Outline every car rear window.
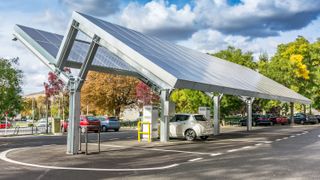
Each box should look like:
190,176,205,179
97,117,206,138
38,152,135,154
194,115,207,121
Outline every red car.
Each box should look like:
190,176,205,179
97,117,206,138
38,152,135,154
61,116,101,132
269,116,289,125
0,121,11,129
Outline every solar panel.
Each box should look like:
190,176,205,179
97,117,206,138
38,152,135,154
16,25,136,73
71,12,310,104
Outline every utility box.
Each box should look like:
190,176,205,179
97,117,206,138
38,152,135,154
52,118,61,134
142,105,159,140
199,107,211,122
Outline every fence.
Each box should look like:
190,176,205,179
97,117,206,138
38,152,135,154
0,126,52,136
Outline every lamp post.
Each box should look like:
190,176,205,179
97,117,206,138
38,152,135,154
5,111,8,135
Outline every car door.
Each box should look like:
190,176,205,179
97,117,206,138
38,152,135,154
176,115,190,137
169,116,178,137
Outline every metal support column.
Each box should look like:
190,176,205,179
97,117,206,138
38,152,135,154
239,96,254,131
213,94,223,135
160,89,170,142
67,76,81,154
303,104,306,114
290,102,294,126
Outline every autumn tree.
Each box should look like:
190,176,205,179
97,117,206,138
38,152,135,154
81,71,139,116
258,36,320,110
136,82,160,105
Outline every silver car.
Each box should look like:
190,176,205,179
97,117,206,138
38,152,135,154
98,116,121,132
169,114,212,141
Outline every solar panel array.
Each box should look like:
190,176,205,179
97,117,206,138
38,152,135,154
17,25,136,73
73,12,310,103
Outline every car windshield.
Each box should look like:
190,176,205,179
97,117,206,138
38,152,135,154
176,115,190,122
87,116,98,121
194,115,207,121
108,117,118,121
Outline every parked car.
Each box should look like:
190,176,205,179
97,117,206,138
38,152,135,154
294,113,318,124
97,116,120,132
268,115,289,125
239,114,265,126
0,121,11,129
61,116,101,133
169,114,212,141
315,115,320,123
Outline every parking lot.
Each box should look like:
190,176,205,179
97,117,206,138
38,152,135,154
1,125,320,179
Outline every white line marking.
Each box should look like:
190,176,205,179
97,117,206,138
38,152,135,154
0,148,179,171
109,138,119,140
263,141,273,144
210,153,222,156
282,137,288,140
290,135,295,138
241,146,253,150
100,144,213,155
188,158,203,162
318,135,320,138
275,139,282,141
255,143,263,146
296,134,301,136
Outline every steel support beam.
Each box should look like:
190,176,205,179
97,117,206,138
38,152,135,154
290,102,294,126
56,20,79,70
240,96,255,131
160,89,172,142
66,35,100,155
77,35,100,91
67,76,80,154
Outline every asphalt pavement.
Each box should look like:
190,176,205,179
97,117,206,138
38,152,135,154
0,125,319,180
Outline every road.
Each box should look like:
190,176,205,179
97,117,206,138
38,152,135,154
0,126,319,180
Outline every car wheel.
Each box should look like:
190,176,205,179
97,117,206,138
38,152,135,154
114,128,119,132
301,121,304,125
102,126,107,132
200,136,209,140
185,129,197,141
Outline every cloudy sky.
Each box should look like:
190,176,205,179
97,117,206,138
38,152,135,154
1,0,320,95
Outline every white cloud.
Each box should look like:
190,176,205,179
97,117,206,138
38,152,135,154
120,0,196,41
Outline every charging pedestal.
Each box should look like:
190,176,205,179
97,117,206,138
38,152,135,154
199,107,211,122
142,105,159,141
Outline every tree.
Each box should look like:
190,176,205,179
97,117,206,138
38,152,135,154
136,82,160,105
212,46,257,69
171,89,212,113
0,58,23,118
81,71,139,116
258,36,320,110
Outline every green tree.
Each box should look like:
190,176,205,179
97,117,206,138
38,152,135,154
0,58,23,118
171,89,212,113
258,36,320,110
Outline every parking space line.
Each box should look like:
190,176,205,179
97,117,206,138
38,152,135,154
290,135,295,138
188,158,203,162
282,137,288,140
255,143,263,146
318,135,320,138
210,153,223,156
109,138,119,140
275,139,282,141
100,144,214,155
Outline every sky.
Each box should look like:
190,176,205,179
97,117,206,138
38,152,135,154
0,0,320,95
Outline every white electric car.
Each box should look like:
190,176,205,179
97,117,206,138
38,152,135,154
169,114,212,141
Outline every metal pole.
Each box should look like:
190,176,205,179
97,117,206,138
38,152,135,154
98,128,100,153
160,89,170,142
67,76,80,155
5,113,8,135
32,97,35,122
213,96,220,135
46,97,49,134
86,104,89,115
303,104,306,114
78,127,81,152
85,127,88,155
309,104,312,115
290,102,294,125
247,99,253,131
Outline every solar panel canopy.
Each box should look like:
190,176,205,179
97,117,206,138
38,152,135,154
14,25,138,77
13,11,311,104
